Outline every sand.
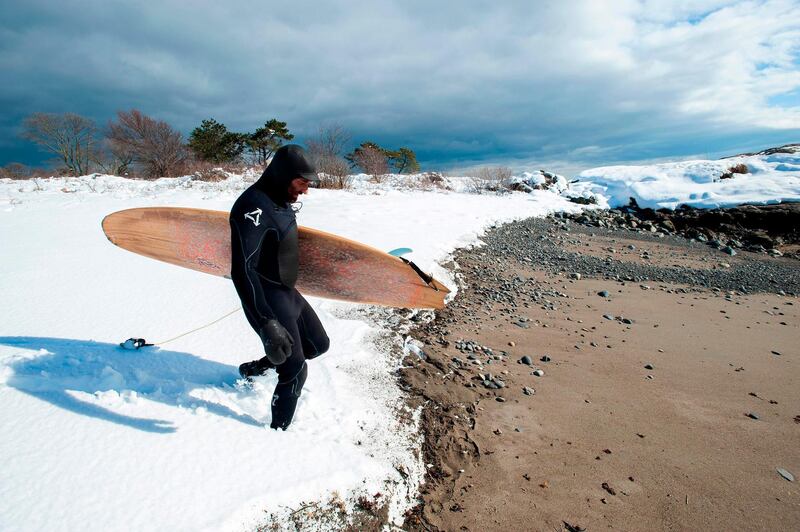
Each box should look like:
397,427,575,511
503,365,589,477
402,222,799,531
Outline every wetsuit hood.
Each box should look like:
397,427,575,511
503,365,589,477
254,144,318,206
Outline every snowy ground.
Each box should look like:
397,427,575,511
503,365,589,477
2,146,797,531
569,146,800,209
0,173,579,531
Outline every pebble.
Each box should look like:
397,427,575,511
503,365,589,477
777,468,795,482
644,363,654,370
746,412,760,420
523,386,535,396
603,314,614,320
569,272,582,280
621,317,634,325
598,290,610,297
496,397,506,402
533,369,544,377
520,355,533,365
540,355,551,362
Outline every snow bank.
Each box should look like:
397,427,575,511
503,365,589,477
568,147,800,210
0,173,578,531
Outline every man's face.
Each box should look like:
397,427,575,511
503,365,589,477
287,177,311,203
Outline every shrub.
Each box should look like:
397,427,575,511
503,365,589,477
720,163,749,180
0,163,51,180
469,166,513,193
315,155,353,189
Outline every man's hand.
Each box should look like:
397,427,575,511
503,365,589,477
259,319,294,365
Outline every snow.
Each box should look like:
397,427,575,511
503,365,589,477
568,148,800,210
0,172,579,531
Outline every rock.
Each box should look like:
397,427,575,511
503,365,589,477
777,468,795,482
520,355,533,365
533,369,544,377
523,386,535,395
746,412,760,420
621,318,634,324
540,355,551,362
508,341,515,347
603,314,614,320
601,482,616,496
644,363,654,370
722,246,737,256
496,396,506,402
598,290,610,297
569,272,582,280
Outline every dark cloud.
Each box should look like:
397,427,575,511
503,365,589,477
1,0,798,175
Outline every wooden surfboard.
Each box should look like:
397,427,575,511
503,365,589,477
101,207,450,309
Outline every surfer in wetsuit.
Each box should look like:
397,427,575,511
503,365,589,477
229,144,330,430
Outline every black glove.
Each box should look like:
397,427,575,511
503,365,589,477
259,319,294,365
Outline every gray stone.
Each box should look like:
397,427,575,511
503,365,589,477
520,355,533,365
777,468,795,482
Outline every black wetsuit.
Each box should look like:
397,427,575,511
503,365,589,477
229,151,329,430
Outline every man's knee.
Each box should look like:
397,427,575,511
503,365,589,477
302,332,329,360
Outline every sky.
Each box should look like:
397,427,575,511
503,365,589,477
0,0,798,176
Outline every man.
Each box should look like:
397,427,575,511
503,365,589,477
229,144,330,430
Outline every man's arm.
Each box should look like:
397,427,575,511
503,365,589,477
230,215,278,323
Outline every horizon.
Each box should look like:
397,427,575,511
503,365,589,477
1,1,799,176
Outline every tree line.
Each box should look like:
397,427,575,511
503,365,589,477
10,110,419,181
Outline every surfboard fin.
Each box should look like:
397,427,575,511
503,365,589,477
388,247,413,257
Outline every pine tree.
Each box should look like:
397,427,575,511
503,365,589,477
188,119,246,163
247,119,294,165
389,147,420,174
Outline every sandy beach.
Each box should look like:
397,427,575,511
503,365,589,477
402,216,799,531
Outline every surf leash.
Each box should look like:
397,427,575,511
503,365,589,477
119,307,242,350
388,247,439,291
399,257,439,291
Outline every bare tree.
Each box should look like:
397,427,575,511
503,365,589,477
306,123,351,161
107,109,186,178
21,112,97,176
306,123,353,187
353,144,389,181
91,137,135,176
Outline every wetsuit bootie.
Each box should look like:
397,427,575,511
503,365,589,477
238,356,275,379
